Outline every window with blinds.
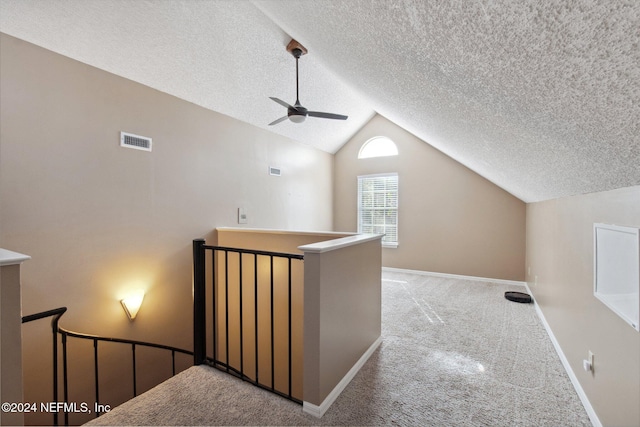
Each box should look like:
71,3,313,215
357,173,399,247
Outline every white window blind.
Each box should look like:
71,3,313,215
357,173,398,246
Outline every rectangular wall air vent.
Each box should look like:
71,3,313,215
120,132,152,152
269,166,282,176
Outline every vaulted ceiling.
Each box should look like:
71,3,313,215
1,0,638,202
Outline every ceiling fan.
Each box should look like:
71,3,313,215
269,39,348,126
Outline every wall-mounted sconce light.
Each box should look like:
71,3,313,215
121,294,144,320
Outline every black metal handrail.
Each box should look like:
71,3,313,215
193,239,304,404
22,307,67,426
22,308,193,426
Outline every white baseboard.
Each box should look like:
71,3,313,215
524,283,601,427
382,266,526,287
303,336,383,418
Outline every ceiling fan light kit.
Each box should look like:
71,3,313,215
269,39,348,126
289,114,306,123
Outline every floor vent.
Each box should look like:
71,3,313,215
120,132,152,152
269,166,282,176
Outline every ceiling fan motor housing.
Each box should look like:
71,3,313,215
288,104,307,122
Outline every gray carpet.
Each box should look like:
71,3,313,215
87,271,592,426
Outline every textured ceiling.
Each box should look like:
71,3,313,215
0,0,374,153
1,0,639,202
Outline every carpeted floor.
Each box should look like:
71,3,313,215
87,271,592,426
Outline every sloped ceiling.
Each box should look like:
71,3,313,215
0,0,375,154
1,0,639,203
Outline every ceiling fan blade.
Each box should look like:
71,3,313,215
269,97,294,110
268,115,289,126
307,111,348,120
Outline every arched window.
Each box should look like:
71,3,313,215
357,136,398,159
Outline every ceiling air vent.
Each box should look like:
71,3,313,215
269,166,282,176
120,132,152,152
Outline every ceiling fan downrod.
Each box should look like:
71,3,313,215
292,47,303,106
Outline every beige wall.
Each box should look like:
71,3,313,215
526,186,640,427
302,237,382,408
1,263,25,427
334,114,526,281
0,34,333,425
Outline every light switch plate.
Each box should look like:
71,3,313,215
238,208,247,224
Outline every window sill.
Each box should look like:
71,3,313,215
382,242,398,249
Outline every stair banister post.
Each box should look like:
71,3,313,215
193,239,206,365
